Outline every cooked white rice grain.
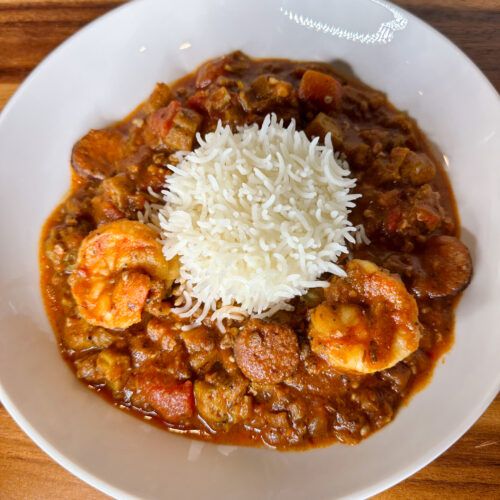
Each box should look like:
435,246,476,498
158,113,360,331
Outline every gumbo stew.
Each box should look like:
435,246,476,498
40,52,472,449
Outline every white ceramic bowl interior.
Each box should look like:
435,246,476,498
0,0,499,498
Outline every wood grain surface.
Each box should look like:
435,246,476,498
0,1,498,498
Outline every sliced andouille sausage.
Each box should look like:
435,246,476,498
412,235,472,298
71,128,127,180
234,319,299,384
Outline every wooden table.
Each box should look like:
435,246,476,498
0,1,498,498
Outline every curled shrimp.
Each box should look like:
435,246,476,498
308,259,420,374
70,220,176,329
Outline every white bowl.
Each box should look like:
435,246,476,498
0,0,498,498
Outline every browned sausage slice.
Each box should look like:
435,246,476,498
234,319,299,384
412,235,472,298
71,129,127,180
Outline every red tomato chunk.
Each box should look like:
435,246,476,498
298,69,342,109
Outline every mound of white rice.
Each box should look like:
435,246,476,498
159,113,359,331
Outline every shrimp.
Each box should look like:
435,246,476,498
308,259,420,374
70,220,176,330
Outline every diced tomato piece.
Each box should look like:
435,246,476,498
149,380,194,423
415,204,442,231
138,371,195,423
298,70,342,109
147,100,181,137
385,207,402,233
